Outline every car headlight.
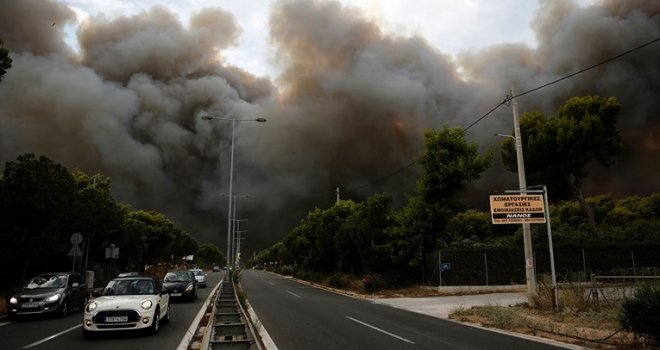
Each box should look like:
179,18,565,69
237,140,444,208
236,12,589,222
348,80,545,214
9,297,17,305
185,283,193,292
86,301,97,313
141,300,153,310
45,294,60,302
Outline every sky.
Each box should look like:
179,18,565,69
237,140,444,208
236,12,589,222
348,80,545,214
0,0,658,259
59,0,563,77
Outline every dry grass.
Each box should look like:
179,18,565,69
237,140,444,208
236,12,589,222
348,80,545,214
449,304,651,349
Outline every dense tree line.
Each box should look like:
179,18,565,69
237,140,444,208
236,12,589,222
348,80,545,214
0,154,224,289
251,95,659,283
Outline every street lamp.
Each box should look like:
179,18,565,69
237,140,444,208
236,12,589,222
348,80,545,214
201,114,266,272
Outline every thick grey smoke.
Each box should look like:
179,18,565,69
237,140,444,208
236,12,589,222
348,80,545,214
0,0,658,257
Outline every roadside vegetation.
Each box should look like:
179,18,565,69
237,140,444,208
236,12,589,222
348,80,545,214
250,95,659,348
0,154,225,307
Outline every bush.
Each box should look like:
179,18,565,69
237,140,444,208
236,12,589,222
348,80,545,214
328,273,353,289
361,274,386,293
619,285,660,344
382,269,414,289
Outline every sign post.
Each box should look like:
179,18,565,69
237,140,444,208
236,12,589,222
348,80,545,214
489,187,559,308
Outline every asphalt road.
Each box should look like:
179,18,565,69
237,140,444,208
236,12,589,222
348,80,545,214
0,270,225,350
241,269,566,350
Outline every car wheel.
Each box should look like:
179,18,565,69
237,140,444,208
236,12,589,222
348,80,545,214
149,310,160,335
59,300,69,317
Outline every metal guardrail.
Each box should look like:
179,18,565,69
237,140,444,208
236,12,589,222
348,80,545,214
208,273,261,350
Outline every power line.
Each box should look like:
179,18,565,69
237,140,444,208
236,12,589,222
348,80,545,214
465,36,660,131
343,36,660,192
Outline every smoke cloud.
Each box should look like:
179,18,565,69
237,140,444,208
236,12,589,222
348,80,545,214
0,0,658,256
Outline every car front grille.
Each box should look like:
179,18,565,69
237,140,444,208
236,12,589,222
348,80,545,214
93,310,141,324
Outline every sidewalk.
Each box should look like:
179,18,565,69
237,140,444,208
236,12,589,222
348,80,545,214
370,292,527,319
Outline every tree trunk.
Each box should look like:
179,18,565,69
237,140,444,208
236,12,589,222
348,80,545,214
572,184,601,239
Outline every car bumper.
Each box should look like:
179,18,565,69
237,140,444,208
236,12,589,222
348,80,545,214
9,301,61,316
83,309,156,332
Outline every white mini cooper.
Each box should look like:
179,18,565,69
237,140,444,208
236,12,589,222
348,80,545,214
83,276,170,338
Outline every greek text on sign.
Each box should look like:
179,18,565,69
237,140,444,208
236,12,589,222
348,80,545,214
489,194,546,224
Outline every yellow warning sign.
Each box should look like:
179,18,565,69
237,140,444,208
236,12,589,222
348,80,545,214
489,194,546,224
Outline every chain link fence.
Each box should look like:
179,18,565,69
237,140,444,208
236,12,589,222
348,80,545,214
422,245,660,286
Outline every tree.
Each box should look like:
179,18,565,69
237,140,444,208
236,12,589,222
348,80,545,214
124,210,176,264
0,38,11,82
172,229,198,261
501,95,622,238
0,154,77,284
68,170,124,270
387,126,492,267
196,243,224,268
338,193,394,274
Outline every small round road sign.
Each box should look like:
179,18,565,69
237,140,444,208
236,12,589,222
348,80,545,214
70,233,83,245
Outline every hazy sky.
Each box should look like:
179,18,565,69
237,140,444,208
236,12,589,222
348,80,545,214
59,0,591,77
1,0,657,256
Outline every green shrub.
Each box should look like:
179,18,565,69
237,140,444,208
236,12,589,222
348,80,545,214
382,269,414,289
619,285,660,344
328,273,353,289
361,274,386,293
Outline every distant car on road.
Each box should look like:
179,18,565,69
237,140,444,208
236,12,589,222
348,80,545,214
212,265,220,272
190,269,207,288
8,272,87,320
162,270,198,301
82,276,170,338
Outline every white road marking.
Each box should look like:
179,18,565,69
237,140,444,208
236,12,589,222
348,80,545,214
346,316,415,344
287,291,301,298
22,324,81,349
269,282,275,286
0,321,10,327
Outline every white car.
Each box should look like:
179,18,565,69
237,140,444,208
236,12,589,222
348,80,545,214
189,269,207,288
83,276,170,338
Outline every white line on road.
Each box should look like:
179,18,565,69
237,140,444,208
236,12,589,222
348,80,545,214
0,321,10,327
269,282,275,286
346,316,415,344
286,291,301,298
22,324,81,349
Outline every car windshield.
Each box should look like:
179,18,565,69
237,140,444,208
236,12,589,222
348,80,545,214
103,279,154,295
24,274,66,289
164,272,192,282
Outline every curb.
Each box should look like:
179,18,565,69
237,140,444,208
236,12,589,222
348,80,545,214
177,281,222,350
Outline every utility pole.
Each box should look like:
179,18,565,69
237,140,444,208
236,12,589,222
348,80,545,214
336,187,340,204
511,88,537,306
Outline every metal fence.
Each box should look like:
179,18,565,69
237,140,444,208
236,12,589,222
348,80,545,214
423,245,660,286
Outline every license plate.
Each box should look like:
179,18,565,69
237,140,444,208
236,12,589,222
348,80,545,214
21,302,40,308
171,293,182,297
105,316,128,323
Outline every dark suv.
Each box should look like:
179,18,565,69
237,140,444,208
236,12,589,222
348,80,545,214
9,272,88,319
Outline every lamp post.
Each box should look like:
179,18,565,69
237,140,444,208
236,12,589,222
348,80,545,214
201,114,266,271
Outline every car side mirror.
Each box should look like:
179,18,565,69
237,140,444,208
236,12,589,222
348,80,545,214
160,289,168,295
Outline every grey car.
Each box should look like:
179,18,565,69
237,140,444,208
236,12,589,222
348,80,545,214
9,272,88,319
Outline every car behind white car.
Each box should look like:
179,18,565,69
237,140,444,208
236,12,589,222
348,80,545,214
189,269,207,288
83,276,170,338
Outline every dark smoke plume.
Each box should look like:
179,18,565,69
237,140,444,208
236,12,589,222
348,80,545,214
0,0,658,257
